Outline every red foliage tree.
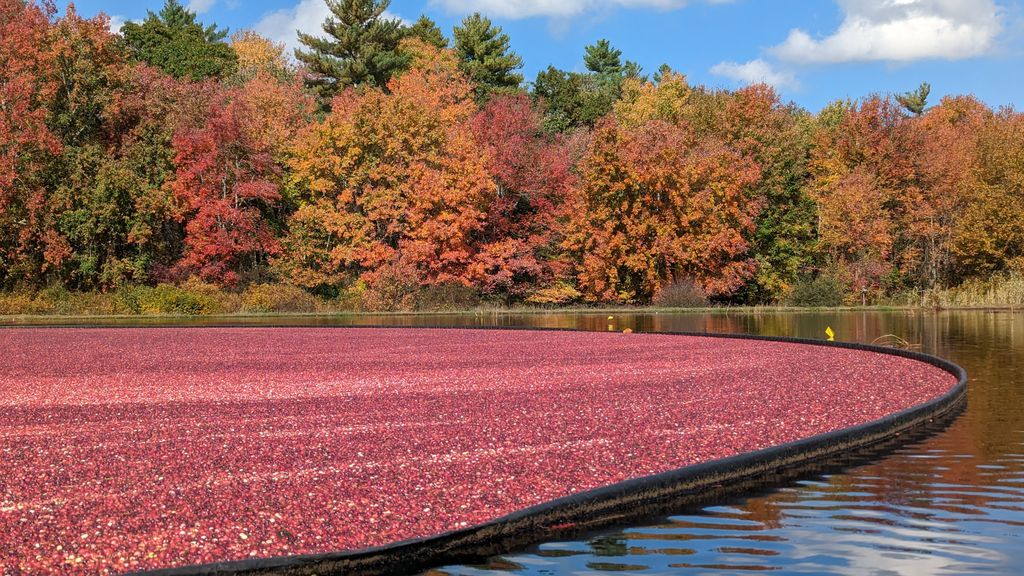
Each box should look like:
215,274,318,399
169,96,282,285
0,0,61,281
469,94,576,298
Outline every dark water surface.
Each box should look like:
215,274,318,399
8,311,1022,574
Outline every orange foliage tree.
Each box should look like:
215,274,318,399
950,109,1024,278
908,96,989,286
566,72,762,303
279,39,493,295
809,96,919,294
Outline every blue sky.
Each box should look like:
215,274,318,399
59,0,1022,111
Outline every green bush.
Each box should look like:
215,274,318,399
786,275,847,307
131,284,215,315
242,283,319,313
653,279,708,308
35,285,76,315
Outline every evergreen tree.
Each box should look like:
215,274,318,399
897,82,931,116
120,0,236,80
533,40,633,132
584,39,622,76
408,15,447,49
295,0,407,99
534,67,618,132
653,64,673,85
452,13,523,101
622,60,646,81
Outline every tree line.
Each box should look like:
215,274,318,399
2,0,1022,309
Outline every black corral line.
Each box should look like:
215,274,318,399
5,325,967,576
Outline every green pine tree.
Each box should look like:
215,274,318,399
452,13,523,101
584,39,622,76
622,60,646,81
897,82,931,116
120,0,236,80
408,15,447,49
653,64,673,85
533,40,636,132
295,0,408,99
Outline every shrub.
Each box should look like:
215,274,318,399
526,283,583,306
652,279,709,308
360,261,421,312
242,283,319,313
134,284,215,316
0,292,49,316
415,282,480,311
786,275,847,307
330,281,367,312
34,286,77,315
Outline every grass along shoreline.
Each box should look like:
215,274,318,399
2,272,1024,320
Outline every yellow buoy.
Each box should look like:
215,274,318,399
826,326,836,342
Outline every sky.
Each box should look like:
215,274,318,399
58,0,1023,112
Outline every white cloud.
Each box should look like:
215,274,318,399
710,58,796,89
255,0,407,55
771,0,1002,63
187,0,217,15
430,0,728,20
108,15,128,33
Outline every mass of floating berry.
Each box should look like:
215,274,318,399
0,328,957,575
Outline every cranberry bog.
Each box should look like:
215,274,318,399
0,327,966,575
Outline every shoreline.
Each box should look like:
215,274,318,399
1,305,1021,326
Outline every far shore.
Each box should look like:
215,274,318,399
2,305,1022,326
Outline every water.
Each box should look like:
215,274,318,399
8,310,1022,574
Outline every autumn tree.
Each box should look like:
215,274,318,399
169,95,283,285
120,0,236,80
808,96,919,295
907,96,988,287
279,40,493,298
0,0,61,286
719,85,816,303
453,13,523,102
41,7,170,288
231,30,289,80
469,94,576,299
295,0,407,100
566,73,762,303
950,108,1024,279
